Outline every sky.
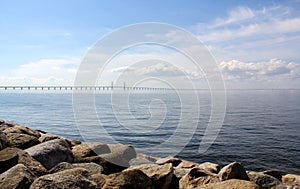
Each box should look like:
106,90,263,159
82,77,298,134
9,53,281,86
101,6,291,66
0,0,300,89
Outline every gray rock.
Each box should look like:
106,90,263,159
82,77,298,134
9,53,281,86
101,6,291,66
100,152,131,167
218,162,250,181
30,168,97,189
72,142,110,162
49,162,104,175
198,162,220,173
107,143,137,162
248,171,281,189
0,119,5,125
129,157,155,166
25,139,73,169
137,153,159,162
179,167,219,189
102,169,154,189
48,162,74,174
73,162,104,175
99,144,137,167
76,156,127,174
5,133,40,149
0,164,36,189
128,163,173,189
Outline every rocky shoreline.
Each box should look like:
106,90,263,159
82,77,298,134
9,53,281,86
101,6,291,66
0,119,299,189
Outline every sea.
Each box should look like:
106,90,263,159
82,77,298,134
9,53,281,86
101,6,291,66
0,89,299,174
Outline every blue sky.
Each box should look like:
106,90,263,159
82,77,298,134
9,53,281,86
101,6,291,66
0,0,300,88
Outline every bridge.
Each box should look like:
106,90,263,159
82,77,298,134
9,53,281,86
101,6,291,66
0,82,171,91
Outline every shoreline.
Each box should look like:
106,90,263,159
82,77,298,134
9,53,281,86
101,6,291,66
0,119,299,188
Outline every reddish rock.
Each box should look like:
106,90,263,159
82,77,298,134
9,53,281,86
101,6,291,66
201,179,260,189
156,157,182,167
128,163,173,189
282,174,300,184
179,167,219,189
176,160,199,169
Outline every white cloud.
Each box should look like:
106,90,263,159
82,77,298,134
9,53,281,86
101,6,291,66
1,57,80,85
220,59,300,85
195,5,300,62
213,6,255,27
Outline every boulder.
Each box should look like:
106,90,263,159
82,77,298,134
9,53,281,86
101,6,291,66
156,157,182,167
76,156,127,174
99,144,136,167
0,164,36,189
0,131,7,150
102,169,154,189
38,133,62,143
49,161,104,175
0,147,47,176
128,163,173,189
68,139,82,147
176,160,199,169
282,174,300,184
5,133,40,149
179,167,219,189
263,170,282,181
91,173,107,188
0,147,19,173
0,119,5,125
109,144,136,159
271,183,300,189
218,162,249,181
49,162,73,174
174,168,191,179
137,153,159,162
73,162,104,175
200,179,260,189
25,139,73,169
247,171,281,189
30,168,97,189
3,125,40,138
198,162,220,173
129,157,155,166
72,142,110,161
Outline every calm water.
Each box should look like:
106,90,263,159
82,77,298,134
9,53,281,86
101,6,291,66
0,90,299,174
